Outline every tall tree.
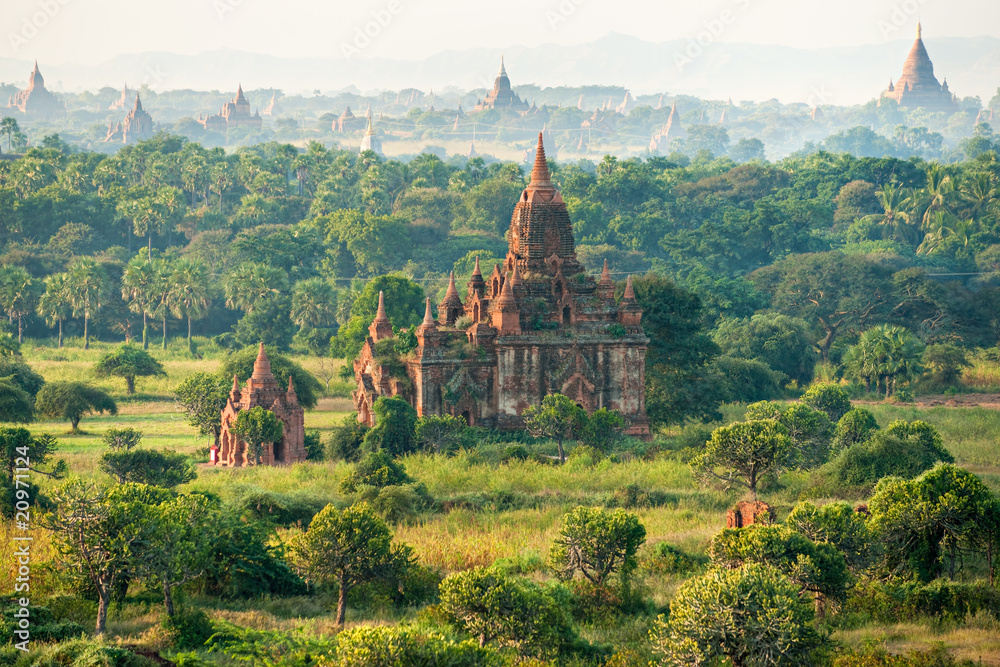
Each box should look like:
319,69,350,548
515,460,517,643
168,258,212,352
290,277,337,330
66,258,109,350
0,265,40,343
121,254,162,350
38,273,73,347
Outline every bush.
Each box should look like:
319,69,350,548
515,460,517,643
162,608,215,650
712,356,786,403
831,407,879,453
362,396,418,457
822,420,952,489
834,643,978,666
603,484,674,509
0,597,86,645
802,383,852,422
335,625,496,667
232,487,331,527
356,482,434,524
303,429,323,460
200,517,307,598
327,416,368,462
24,639,157,666
341,450,414,492
0,355,45,397
98,449,196,488
846,580,1000,623
640,542,706,576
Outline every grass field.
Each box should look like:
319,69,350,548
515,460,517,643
6,339,1000,664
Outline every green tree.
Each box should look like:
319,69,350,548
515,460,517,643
523,393,585,464
362,396,418,457
831,407,879,453
0,379,33,424
0,427,65,520
801,383,852,422
121,254,161,350
414,414,467,454
786,501,875,574
751,252,897,362
844,324,924,397
577,408,627,452
692,420,794,499
42,481,163,635
626,274,724,428
330,275,426,359
93,344,166,395
290,502,414,625
230,406,283,466
869,464,998,581
709,525,851,602
921,343,969,386
0,117,23,152
825,419,953,489
224,262,289,314
0,265,40,343
439,566,575,657
290,277,337,330
712,313,818,386
66,257,110,350
339,449,413,493
102,426,143,451
174,372,229,450
548,506,646,587
38,273,73,348
650,564,820,667
136,493,217,616
335,626,494,667
168,257,212,352
35,382,117,432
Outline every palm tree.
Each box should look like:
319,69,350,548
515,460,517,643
0,265,40,343
959,172,998,223
168,258,211,353
121,255,161,350
149,258,173,350
845,324,924,397
211,161,233,212
908,164,954,230
66,258,109,350
181,155,207,207
0,117,20,152
38,273,72,347
872,184,914,243
290,277,337,330
224,262,289,314
131,194,165,260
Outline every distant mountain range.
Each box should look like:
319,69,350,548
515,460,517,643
2,32,999,105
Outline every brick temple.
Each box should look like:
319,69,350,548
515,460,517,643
198,84,263,133
352,134,650,437
879,23,957,112
7,61,64,119
215,343,306,466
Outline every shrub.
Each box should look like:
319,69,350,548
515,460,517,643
93,344,166,395
362,396,418,457
802,383,852,422
650,564,820,667
712,356,786,403
846,579,1000,623
303,429,323,460
34,382,117,432
327,416,368,462
0,598,86,645
341,450,414,493
831,407,879,453
335,626,496,667
640,542,706,576
162,608,215,650
23,638,157,666
232,487,330,527
549,506,647,587
200,517,306,599
823,420,952,489
834,643,978,666
439,566,576,658
603,484,674,509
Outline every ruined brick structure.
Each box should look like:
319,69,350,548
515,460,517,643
352,134,650,437
198,84,263,133
7,61,64,119
215,343,306,466
879,24,957,112
474,56,530,113
105,94,154,145
726,501,776,528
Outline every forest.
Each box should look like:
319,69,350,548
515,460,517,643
1,120,1000,666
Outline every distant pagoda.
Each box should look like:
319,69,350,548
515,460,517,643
879,23,957,112
474,56,530,113
198,84,263,133
7,61,64,119
105,94,154,144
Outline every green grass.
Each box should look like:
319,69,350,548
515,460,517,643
10,342,1000,663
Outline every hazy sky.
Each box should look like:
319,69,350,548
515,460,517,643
3,0,999,64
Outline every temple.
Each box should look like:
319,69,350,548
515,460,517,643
7,61,64,119
474,56,530,113
215,343,306,466
649,101,685,154
105,94,154,144
108,83,134,111
359,109,383,155
198,84,263,133
879,24,958,112
351,134,650,437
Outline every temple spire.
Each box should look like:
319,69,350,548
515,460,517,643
623,275,637,301
499,54,507,78
252,342,273,380
422,298,435,326
472,256,482,276
600,259,612,284
231,374,240,393
917,22,922,39
529,133,553,189
510,262,522,285
375,291,388,322
446,271,460,297
368,291,393,341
